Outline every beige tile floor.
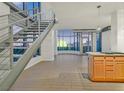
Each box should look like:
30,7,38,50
10,54,124,91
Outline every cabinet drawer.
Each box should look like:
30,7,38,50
94,60,104,64
105,57,114,62
115,57,124,61
105,66,114,71
105,70,114,80
94,57,104,61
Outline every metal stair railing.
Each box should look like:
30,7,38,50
0,11,40,70
0,9,55,90
9,8,40,28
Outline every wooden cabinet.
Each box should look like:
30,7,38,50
88,55,124,82
105,57,115,81
115,57,124,81
93,57,105,81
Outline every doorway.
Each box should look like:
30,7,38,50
81,32,93,53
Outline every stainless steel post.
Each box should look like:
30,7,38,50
9,26,13,69
38,10,41,35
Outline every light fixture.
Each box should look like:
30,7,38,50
96,5,102,31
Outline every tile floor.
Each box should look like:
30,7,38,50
10,54,124,91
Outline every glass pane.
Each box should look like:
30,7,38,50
27,2,33,16
13,2,23,10
57,29,80,51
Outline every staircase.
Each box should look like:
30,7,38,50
0,9,55,90
13,21,50,62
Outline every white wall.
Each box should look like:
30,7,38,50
41,2,53,20
111,11,118,52
0,3,10,42
116,10,124,52
111,10,124,52
40,28,55,61
101,31,111,52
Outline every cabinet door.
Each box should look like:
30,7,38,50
105,57,115,80
115,62,124,80
93,57,105,80
115,57,124,80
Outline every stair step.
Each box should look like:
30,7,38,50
33,24,49,26
13,41,34,43
14,46,28,49
31,25,48,27
27,27,46,29
14,36,38,39
18,32,40,35
24,30,44,32
13,54,22,58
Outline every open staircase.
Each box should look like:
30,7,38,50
0,9,55,90
13,21,50,62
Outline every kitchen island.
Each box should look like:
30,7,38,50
87,52,124,82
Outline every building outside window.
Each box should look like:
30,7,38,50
57,29,80,51
13,2,40,16
57,30,101,53
96,32,101,52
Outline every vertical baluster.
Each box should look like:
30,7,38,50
9,26,13,69
38,9,41,35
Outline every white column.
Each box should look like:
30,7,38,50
80,33,83,54
54,30,58,55
92,33,97,52
111,10,124,52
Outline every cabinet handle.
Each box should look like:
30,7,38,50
106,60,113,61
117,62,124,64
94,60,104,62
115,60,124,62
106,65,113,66
106,70,114,71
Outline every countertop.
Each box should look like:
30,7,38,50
87,52,124,56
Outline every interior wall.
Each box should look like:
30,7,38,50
40,28,55,61
111,10,124,52
101,31,111,52
41,2,53,20
111,11,118,52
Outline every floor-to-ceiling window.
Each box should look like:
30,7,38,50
13,2,24,10
81,32,92,53
96,32,101,52
57,30,101,53
57,29,80,51
13,2,40,16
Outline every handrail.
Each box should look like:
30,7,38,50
0,14,9,18
0,12,41,31
0,19,55,91
0,9,55,90
10,8,39,15
0,8,39,18
0,10,55,32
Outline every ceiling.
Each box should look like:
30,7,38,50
49,2,124,30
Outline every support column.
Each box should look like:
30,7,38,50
80,33,83,54
111,10,124,52
92,33,96,52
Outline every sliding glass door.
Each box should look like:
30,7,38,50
81,32,93,53
57,30,101,53
57,30,80,51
